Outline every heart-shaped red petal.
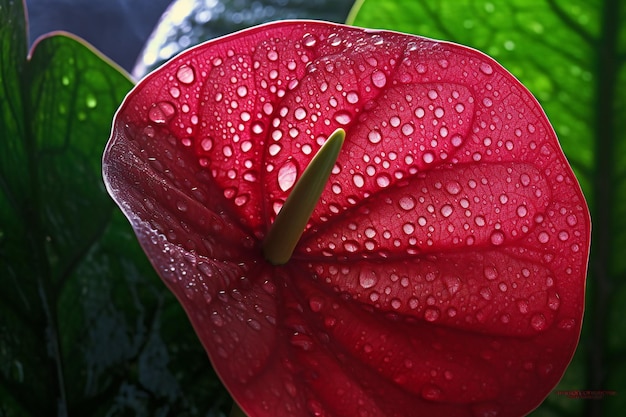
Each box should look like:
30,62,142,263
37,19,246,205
103,21,590,417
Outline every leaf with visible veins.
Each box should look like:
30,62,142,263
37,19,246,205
103,21,590,417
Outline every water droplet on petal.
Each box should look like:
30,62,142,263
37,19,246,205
548,292,561,311
294,107,307,120
538,232,550,243
422,152,435,164
376,174,391,188
490,230,505,246
278,160,298,192
445,181,461,195
399,196,416,211
353,174,365,188
566,214,578,226
368,130,382,144
237,85,248,97
346,91,359,103
359,270,378,289
479,62,494,75
148,101,176,124
303,33,317,47
334,111,352,125
483,266,498,280
531,313,547,331
424,307,440,322
440,204,453,218
309,296,324,312
371,70,387,88
176,64,195,84
344,240,360,253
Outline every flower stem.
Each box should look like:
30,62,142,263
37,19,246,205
263,128,345,265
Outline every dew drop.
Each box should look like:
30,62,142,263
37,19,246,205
479,62,494,75
402,123,414,136
538,232,550,243
346,91,359,104
530,313,547,331
309,296,324,312
517,205,528,218
424,307,440,322
303,33,317,47
520,173,531,186
371,70,387,88
237,85,248,97
359,270,378,289
547,292,561,311
344,240,360,253
490,230,505,246
210,312,224,327
445,181,461,195
294,107,307,120
399,196,416,211
176,201,188,212
278,161,298,192
368,130,382,144
334,111,352,125
267,50,279,61
440,204,453,218
422,152,435,164
353,174,365,188
176,64,195,84
483,266,498,280
148,101,176,124
201,137,213,151
403,223,415,235
169,86,180,98
566,214,578,226
376,174,391,188
445,276,461,295
252,121,264,135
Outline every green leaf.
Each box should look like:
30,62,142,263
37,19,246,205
349,0,625,416
0,1,228,415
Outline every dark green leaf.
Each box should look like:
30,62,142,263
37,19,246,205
0,1,228,415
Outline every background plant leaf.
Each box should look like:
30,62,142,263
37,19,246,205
0,0,228,415
348,0,624,415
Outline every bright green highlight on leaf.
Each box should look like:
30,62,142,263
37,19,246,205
263,128,345,265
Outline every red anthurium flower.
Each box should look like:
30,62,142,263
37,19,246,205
103,21,590,417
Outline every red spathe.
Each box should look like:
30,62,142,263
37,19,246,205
103,20,590,417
